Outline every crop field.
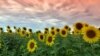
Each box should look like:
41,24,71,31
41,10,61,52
0,22,100,56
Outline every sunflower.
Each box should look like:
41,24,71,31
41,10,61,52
7,25,10,29
14,26,16,29
44,30,49,35
64,25,71,31
36,30,41,34
0,27,3,33
38,33,45,42
98,27,100,31
27,39,37,53
46,34,55,46
82,26,99,43
45,28,49,31
51,26,55,30
73,22,84,34
22,27,27,31
16,28,21,34
56,28,60,33
7,29,12,33
9,30,12,33
50,29,57,36
28,29,33,34
60,28,68,38
20,30,26,37
26,32,31,38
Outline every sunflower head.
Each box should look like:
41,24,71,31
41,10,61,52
83,26,99,43
60,28,68,38
64,25,69,29
26,32,31,38
37,30,41,34
50,30,57,36
51,26,55,30
0,27,3,30
14,26,16,29
27,39,37,53
16,28,21,33
45,28,49,31
20,30,26,36
29,29,32,33
7,25,10,29
0,27,3,33
56,28,60,33
74,22,83,30
38,33,45,42
8,30,12,33
23,27,27,31
46,35,55,46
98,28,100,31
44,30,49,34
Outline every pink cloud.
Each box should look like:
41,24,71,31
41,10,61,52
0,0,100,23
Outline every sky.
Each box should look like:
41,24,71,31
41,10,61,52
0,0,100,31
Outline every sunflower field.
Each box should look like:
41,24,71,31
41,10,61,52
0,22,100,56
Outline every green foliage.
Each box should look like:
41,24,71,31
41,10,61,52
0,33,100,56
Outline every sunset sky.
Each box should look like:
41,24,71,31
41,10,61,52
0,0,100,31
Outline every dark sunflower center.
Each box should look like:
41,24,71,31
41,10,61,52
62,30,66,35
76,23,83,30
30,42,34,49
26,34,29,37
86,30,96,38
40,35,43,40
45,28,48,31
65,26,68,29
9,30,12,33
51,31,55,35
51,27,54,30
98,28,100,31
56,29,60,32
22,31,25,34
17,29,20,32
44,31,48,34
48,36,52,43
29,29,32,32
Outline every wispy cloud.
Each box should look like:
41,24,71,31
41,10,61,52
0,0,100,30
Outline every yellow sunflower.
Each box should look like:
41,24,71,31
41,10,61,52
50,29,57,36
56,28,60,33
27,39,37,53
22,27,27,31
16,28,21,34
14,26,16,29
26,32,31,38
45,28,49,31
73,22,84,34
0,27,3,33
7,25,10,29
98,27,100,31
64,25,71,31
82,26,99,43
20,30,26,37
38,33,45,42
60,28,68,38
44,30,49,35
51,26,56,30
46,34,55,46
7,29,12,33
28,29,33,34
